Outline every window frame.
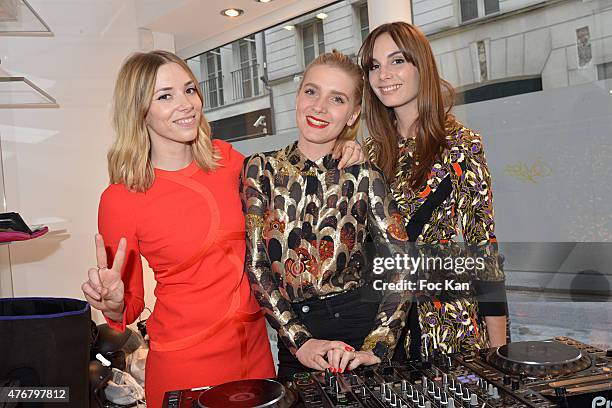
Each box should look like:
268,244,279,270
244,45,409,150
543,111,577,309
459,0,500,24
300,19,325,68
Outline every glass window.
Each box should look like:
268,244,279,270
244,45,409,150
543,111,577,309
235,35,260,100
302,20,325,66
410,0,612,347
359,4,369,42
460,0,479,22
461,0,499,22
597,61,612,80
484,0,500,15
203,49,223,109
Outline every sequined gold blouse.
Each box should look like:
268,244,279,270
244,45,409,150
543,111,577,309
240,142,413,359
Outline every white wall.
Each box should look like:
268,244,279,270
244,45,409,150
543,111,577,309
0,0,158,322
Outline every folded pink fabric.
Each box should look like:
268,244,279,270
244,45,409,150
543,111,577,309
0,226,49,243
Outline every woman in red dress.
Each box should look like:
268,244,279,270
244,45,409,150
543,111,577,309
81,50,362,407
80,51,274,407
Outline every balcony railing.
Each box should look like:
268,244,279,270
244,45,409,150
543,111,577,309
200,65,267,111
200,75,224,110
231,64,263,101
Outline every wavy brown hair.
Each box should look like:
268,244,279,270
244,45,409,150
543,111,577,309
359,22,456,189
109,50,219,192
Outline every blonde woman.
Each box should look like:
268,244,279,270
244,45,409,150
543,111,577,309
242,51,414,379
81,50,364,406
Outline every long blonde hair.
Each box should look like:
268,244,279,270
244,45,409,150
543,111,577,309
298,50,364,144
108,50,219,192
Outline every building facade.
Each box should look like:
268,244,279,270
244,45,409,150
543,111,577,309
187,0,612,151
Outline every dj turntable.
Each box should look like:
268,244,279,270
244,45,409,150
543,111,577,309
163,337,612,407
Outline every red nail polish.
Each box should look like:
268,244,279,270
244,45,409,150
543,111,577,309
339,368,343,373
345,346,354,351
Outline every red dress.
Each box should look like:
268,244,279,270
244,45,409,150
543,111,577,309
99,140,275,407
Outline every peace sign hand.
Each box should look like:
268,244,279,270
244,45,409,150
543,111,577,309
81,234,126,320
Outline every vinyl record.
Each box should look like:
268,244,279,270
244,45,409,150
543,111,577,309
198,379,285,408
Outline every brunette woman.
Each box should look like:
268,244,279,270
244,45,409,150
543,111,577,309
359,22,508,360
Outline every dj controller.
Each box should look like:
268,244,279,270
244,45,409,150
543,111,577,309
163,337,612,408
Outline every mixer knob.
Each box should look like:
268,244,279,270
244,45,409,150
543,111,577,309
447,397,455,408
502,375,511,386
386,386,392,401
440,391,448,405
455,382,462,396
350,375,358,386
470,394,478,406
446,356,452,368
449,378,456,390
425,401,431,408
391,393,398,407
381,383,386,397
487,384,494,396
554,386,567,397
412,389,420,403
406,384,413,398
329,375,336,388
434,386,441,401
427,380,435,395
511,378,520,391
442,373,448,386
324,368,332,383
492,387,500,399
418,394,426,408
422,376,428,388
462,387,470,402
401,379,408,392
606,349,612,358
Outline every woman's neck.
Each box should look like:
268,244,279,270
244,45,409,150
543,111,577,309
394,101,419,140
151,143,193,171
297,138,335,162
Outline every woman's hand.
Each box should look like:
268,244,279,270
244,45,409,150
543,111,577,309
333,140,365,169
81,234,126,321
295,339,353,371
326,348,381,373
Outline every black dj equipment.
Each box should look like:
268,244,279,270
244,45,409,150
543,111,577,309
162,337,612,408
0,297,91,408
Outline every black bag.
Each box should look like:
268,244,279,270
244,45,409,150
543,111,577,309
0,297,90,407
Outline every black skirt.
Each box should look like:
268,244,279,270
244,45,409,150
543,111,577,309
276,285,381,380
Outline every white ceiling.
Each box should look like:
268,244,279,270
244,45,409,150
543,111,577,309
137,0,337,58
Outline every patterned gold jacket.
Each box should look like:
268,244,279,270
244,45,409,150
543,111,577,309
240,142,414,359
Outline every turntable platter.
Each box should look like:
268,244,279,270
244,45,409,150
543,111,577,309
488,341,592,377
198,379,286,408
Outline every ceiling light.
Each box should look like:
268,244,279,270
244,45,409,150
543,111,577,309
221,8,244,17
316,13,328,20
283,25,295,31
